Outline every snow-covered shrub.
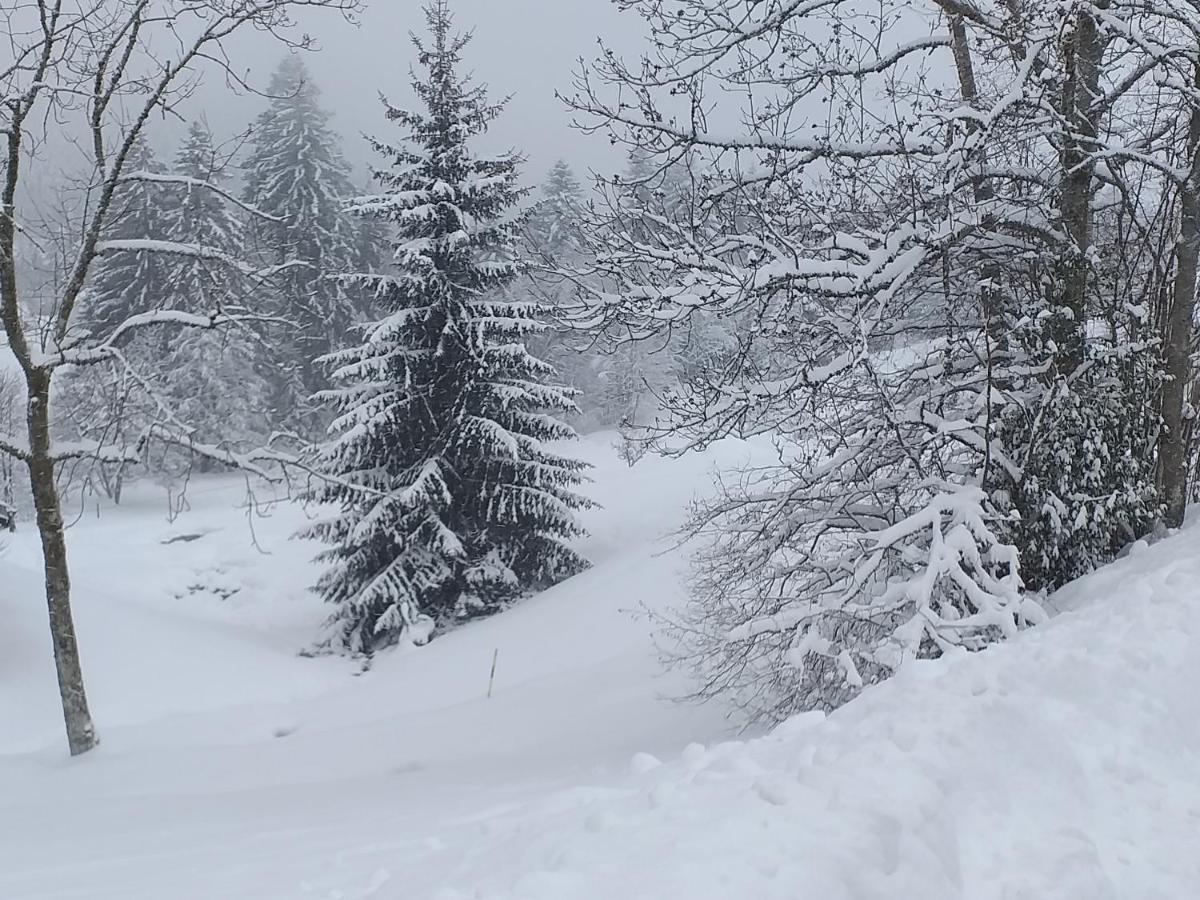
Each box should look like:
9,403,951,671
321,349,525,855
673,435,1045,723
996,361,1160,592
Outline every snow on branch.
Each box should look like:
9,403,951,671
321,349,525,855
672,461,1049,721
0,433,29,462
139,425,292,484
138,425,387,501
49,440,140,466
118,171,288,223
94,239,310,283
50,308,283,368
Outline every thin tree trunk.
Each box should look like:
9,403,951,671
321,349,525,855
946,13,1010,340
25,374,97,756
944,10,1010,490
1055,2,1108,374
1159,60,1200,529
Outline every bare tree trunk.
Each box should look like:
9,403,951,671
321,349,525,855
1159,61,1200,529
1055,2,1108,374
945,12,1009,352
26,373,97,756
943,10,1013,491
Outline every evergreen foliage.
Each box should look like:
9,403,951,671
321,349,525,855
60,126,272,490
61,135,175,499
159,122,270,453
307,1,591,653
242,56,369,429
81,136,174,338
522,160,609,427
528,160,585,258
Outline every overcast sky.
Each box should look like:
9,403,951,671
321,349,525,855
195,0,647,189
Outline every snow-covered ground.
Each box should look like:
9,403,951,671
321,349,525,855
2,435,1199,899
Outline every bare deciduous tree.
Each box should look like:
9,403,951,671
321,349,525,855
0,0,357,757
563,0,1200,720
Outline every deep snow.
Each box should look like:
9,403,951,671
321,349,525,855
1,434,1198,899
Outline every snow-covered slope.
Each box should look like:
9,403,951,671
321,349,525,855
2,435,1198,899
435,532,1200,900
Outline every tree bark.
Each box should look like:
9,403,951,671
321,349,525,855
1055,3,1108,375
1159,60,1200,529
945,12,1008,355
26,373,97,756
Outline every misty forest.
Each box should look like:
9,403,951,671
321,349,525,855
2,1,1199,897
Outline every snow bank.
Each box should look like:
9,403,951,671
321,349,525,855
433,530,1200,900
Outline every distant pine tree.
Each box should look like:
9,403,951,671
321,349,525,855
82,136,173,337
307,0,592,653
160,122,269,451
528,159,585,260
242,56,369,429
522,160,607,424
59,127,271,489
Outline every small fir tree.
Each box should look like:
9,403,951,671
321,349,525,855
307,0,591,653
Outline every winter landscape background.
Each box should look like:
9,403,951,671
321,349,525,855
2,0,1200,897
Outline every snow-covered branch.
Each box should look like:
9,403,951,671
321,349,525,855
119,171,288,223
94,238,308,282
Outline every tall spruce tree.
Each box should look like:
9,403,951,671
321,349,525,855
82,136,174,337
242,56,366,429
306,0,591,653
160,122,269,451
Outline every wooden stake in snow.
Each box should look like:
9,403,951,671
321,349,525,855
487,648,499,699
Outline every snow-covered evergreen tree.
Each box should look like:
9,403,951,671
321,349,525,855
81,136,173,337
160,122,269,452
58,135,174,500
242,55,368,429
58,126,276,492
522,160,609,425
528,160,585,259
307,0,591,653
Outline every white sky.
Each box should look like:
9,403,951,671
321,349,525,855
193,0,647,189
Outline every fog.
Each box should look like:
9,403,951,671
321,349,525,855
190,0,647,189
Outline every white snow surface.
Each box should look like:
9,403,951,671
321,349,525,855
2,434,1199,898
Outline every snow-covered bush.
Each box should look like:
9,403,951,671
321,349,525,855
997,362,1160,592
673,425,1047,722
